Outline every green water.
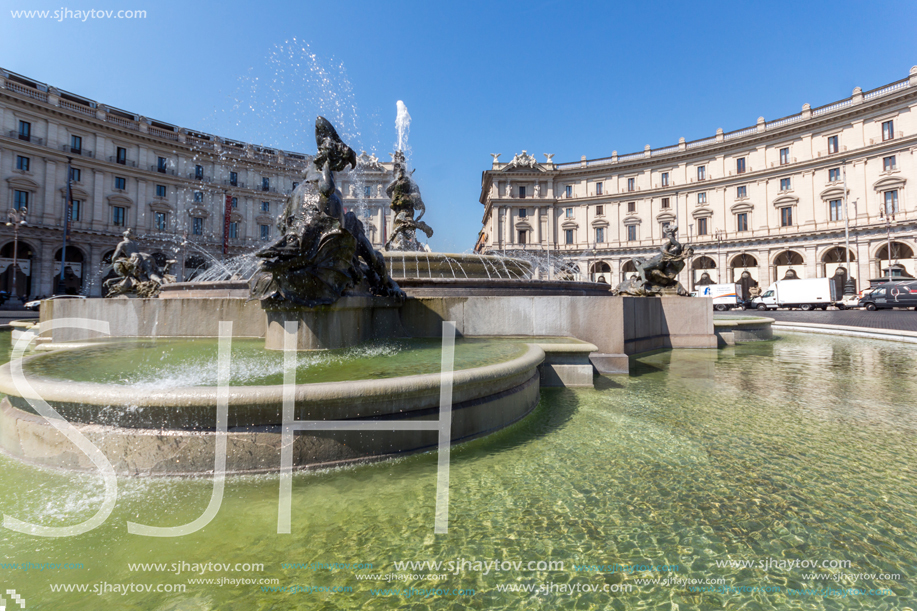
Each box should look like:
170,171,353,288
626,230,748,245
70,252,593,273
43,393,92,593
22,337,527,387
0,331,915,609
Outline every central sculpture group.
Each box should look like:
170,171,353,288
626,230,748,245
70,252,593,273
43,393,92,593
250,117,405,308
103,117,694,303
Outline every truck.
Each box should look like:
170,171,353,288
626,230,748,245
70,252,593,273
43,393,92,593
857,281,917,311
697,283,744,311
750,278,838,311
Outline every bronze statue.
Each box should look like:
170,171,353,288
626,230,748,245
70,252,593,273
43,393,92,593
104,229,175,298
384,150,433,251
250,117,404,308
613,225,693,296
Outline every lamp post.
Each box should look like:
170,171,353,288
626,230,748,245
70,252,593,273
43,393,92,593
5,206,28,308
879,196,895,282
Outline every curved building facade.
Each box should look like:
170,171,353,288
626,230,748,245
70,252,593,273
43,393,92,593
0,68,397,298
476,67,917,293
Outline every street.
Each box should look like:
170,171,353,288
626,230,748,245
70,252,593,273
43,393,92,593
722,308,917,332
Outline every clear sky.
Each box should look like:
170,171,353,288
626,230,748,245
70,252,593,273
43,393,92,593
2,0,916,252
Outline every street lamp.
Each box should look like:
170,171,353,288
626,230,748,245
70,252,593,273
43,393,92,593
5,206,28,307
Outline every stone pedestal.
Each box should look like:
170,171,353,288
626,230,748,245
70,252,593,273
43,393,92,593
263,295,405,350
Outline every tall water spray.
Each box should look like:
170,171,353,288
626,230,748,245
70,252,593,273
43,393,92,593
395,100,412,168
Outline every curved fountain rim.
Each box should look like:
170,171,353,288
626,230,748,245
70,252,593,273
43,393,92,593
0,343,546,408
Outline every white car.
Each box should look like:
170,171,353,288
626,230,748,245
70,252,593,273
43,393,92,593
24,294,87,311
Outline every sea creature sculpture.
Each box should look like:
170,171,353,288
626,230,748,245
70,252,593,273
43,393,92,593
613,225,693,296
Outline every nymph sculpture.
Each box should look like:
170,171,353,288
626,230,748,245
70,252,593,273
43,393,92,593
104,229,175,298
250,117,404,308
613,225,693,296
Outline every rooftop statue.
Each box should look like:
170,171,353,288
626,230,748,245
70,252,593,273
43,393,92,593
613,225,693,296
250,117,404,308
104,228,175,298
384,150,433,251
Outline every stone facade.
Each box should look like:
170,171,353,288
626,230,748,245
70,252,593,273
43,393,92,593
476,68,917,293
0,68,397,298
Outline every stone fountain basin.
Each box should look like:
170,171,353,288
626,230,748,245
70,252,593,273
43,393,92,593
0,343,544,475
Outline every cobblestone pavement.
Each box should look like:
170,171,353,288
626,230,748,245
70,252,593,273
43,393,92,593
720,308,917,332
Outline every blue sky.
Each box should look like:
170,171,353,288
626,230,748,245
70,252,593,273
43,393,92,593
2,0,916,252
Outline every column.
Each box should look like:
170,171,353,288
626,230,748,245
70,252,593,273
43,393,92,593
39,160,56,224
92,169,105,228
39,239,56,296
535,206,542,247
136,180,148,232
490,205,499,250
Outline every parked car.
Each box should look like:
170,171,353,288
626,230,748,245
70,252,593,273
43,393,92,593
858,281,917,311
23,294,87,312
750,278,838,311
697,283,745,311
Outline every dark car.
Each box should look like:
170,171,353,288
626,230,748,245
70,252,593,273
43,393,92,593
858,281,917,311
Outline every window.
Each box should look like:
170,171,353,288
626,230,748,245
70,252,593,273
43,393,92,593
828,167,841,182
883,155,896,171
780,207,793,227
697,218,708,235
736,212,748,232
228,171,239,186
779,147,789,165
627,177,635,192
829,199,842,221
195,164,204,179
626,225,636,241
661,172,669,187
231,197,238,208
192,217,204,235
517,230,527,244
364,185,372,198
70,200,81,222
519,186,526,198
112,206,126,226
519,208,527,218
627,202,636,213
697,192,706,204
697,166,706,180
262,177,270,192
116,146,127,164
780,178,791,191
827,135,838,154
260,224,271,240
13,190,28,210
884,190,899,214
661,197,670,209
595,182,603,196
15,156,29,172
882,120,894,141
736,185,747,199
736,158,746,174
261,201,270,213
70,135,82,153
661,221,670,232
70,167,81,183
156,184,167,198
114,176,126,190
157,157,168,173
565,185,572,198
595,227,605,243
229,222,239,239
565,229,574,244
595,205,604,216
155,212,168,231
193,191,203,203
18,121,30,141
565,207,573,218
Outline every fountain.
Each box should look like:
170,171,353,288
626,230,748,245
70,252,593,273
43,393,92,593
0,116,715,477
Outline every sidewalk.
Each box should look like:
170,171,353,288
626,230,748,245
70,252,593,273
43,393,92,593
0,310,39,329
